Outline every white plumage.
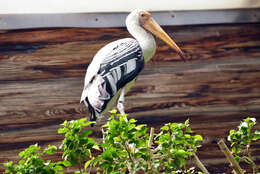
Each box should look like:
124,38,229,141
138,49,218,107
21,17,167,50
80,38,138,103
81,9,185,123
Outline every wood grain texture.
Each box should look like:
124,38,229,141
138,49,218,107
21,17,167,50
0,24,260,173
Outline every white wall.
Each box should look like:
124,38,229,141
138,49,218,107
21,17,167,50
1,0,260,14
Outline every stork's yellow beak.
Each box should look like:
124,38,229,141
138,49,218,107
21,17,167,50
143,17,186,62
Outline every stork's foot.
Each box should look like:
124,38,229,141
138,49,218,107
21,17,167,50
117,101,125,116
117,86,126,116
117,101,128,121
117,86,128,121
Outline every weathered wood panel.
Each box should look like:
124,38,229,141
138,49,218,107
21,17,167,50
0,24,260,173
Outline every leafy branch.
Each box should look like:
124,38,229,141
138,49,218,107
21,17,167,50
227,117,260,174
4,111,206,174
4,144,63,174
93,111,206,173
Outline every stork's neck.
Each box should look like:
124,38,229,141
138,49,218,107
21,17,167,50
127,24,156,63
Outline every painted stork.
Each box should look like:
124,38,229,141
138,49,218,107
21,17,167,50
80,9,185,123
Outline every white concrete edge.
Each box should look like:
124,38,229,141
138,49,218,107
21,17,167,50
1,9,260,30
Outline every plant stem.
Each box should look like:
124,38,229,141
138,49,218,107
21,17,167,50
148,127,154,148
101,128,106,151
218,139,244,174
124,142,135,174
124,142,134,164
245,144,258,174
147,127,155,173
78,162,83,174
192,153,210,174
78,158,83,174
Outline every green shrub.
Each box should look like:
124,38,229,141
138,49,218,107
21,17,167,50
4,111,205,174
228,117,260,173
4,144,63,174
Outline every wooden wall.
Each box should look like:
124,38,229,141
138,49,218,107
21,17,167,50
0,23,260,173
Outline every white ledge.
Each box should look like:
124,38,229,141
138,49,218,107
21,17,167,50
1,9,260,30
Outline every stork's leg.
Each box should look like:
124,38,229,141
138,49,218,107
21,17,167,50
117,86,127,119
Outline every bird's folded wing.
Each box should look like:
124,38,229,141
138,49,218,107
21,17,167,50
80,38,137,102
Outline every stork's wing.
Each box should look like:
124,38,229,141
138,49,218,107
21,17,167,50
80,38,143,103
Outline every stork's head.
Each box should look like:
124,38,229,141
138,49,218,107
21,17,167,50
126,9,186,62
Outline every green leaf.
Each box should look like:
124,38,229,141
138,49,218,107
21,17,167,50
229,129,235,135
253,130,260,140
58,128,67,134
56,161,64,166
232,146,241,154
161,125,169,131
93,145,101,151
79,118,87,124
85,149,91,157
136,124,145,131
43,145,57,155
243,156,254,165
61,120,68,126
179,157,187,166
80,130,93,138
110,109,117,114
184,119,189,126
234,155,241,163
113,137,121,142
4,169,11,173
18,151,24,158
63,160,72,167
85,158,95,170
102,123,109,128
18,159,25,165
93,156,100,167
194,134,203,141
184,134,191,139
129,118,136,123
186,127,193,133
54,165,63,171
3,161,13,167
82,121,96,127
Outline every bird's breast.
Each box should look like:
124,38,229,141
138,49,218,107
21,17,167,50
137,33,156,63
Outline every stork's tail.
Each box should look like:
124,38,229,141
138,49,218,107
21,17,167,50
80,87,88,103
83,98,97,126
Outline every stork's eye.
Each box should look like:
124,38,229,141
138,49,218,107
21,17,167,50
139,12,147,18
139,11,150,23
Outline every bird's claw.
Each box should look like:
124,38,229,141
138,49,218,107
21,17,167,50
117,102,125,116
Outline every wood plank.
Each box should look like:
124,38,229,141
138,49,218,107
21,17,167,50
0,24,260,173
